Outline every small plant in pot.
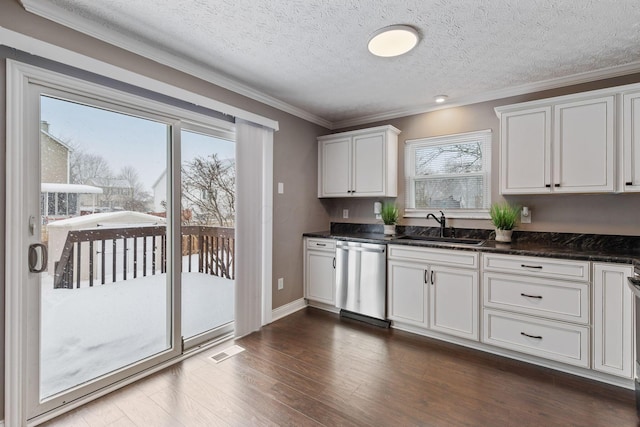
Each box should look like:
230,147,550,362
381,202,399,235
490,202,520,243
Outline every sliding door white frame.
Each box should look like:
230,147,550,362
5,53,273,425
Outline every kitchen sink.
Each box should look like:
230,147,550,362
395,235,486,246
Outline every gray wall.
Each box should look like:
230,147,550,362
0,0,332,419
323,75,640,236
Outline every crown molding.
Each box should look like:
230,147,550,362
19,0,333,130
332,60,640,129
19,0,640,132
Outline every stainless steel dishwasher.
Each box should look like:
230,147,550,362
335,241,389,326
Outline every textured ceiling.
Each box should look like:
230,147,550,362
23,0,640,127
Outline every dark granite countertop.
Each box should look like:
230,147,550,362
304,224,640,270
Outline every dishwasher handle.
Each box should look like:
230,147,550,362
336,243,385,254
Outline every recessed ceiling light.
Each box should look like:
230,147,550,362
434,95,448,103
368,25,419,57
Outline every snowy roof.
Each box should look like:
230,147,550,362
41,183,103,194
41,129,72,151
47,211,166,229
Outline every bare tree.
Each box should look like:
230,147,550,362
69,149,114,186
181,154,235,226
118,165,152,212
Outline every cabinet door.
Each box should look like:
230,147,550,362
623,91,640,191
593,263,634,378
500,107,551,194
429,265,479,340
352,132,386,196
554,96,615,192
387,260,428,328
305,249,336,305
319,137,351,197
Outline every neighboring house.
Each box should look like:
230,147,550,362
81,178,134,212
40,120,70,184
40,121,102,222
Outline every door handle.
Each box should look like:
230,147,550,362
29,243,48,273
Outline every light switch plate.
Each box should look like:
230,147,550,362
277,182,284,194
342,209,349,219
277,278,283,290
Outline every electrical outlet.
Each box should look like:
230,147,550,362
343,209,349,219
278,182,284,194
521,207,532,224
277,278,284,290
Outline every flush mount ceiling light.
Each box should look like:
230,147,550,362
434,95,448,103
368,25,419,57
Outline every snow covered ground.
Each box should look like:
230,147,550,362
40,272,234,398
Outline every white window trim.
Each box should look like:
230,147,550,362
404,129,492,219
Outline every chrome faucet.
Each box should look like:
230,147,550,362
426,210,446,237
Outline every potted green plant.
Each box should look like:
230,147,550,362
381,202,399,235
489,202,520,243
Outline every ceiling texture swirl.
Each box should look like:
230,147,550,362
20,0,640,128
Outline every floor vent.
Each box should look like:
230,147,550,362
209,344,245,363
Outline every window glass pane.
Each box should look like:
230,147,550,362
414,176,485,209
57,193,67,215
39,95,170,399
180,129,235,341
47,193,56,216
415,142,482,175
68,193,78,215
405,130,491,213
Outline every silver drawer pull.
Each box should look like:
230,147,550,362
520,332,542,339
521,264,543,269
521,293,543,299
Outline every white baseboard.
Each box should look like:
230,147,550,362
271,298,307,322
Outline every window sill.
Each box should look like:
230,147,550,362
404,209,491,220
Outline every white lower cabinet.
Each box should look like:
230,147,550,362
387,245,479,341
304,238,336,305
387,260,428,327
481,253,592,369
430,265,479,340
593,263,634,379
483,309,590,368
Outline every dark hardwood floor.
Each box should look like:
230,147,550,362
42,307,637,426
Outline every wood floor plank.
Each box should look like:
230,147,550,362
148,387,231,427
110,388,186,427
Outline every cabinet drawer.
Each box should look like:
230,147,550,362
482,309,590,368
483,273,589,324
388,245,478,268
306,238,336,251
483,254,589,281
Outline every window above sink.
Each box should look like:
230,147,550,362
404,129,492,219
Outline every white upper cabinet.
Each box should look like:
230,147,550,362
320,137,351,196
500,107,551,193
622,90,640,192
553,96,614,193
496,90,616,194
318,125,399,198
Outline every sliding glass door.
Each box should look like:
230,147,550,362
12,66,236,421
28,88,179,417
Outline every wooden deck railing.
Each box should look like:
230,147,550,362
54,225,235,289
